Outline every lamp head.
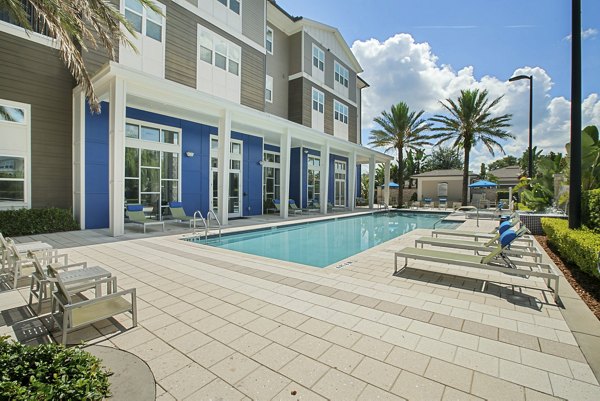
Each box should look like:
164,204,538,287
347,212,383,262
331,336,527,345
509,75,532,82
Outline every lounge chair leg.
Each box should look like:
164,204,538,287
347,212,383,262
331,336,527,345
62,313,68,345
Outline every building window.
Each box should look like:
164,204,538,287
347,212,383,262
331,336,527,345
312,88,324,113
0,156,25,202
334,100,348,124
124,0,163,42
312,45,324,71
334,62,349,88
0,105,25,123
198,28,240,76
125,120,181,219
0,100,30,206
217,0,240,14
265,75,273,103
0,1,50,36
266,26,273,54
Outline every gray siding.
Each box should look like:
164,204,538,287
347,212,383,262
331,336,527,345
324,91,333,135
82,0,119,76
162,2,266,110
288,32,302,75
242,0,265,46
303,32,314,75
349,105,357,143
241,47,266,111
348,69,357,102
324,50,334,89
265,24,289,119
165,0,197,88
0,32,73,209
288,78,310,127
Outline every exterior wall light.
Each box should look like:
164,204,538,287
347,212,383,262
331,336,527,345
258,160,265,166
185,151,195,157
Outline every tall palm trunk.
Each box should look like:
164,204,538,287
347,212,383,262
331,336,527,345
462,147,471,205
398,147,404,207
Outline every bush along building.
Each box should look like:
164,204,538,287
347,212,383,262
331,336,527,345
0,0,392,236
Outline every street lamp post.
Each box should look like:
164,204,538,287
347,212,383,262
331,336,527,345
509,74,533,178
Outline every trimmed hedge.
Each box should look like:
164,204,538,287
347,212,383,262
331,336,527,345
542,218,600,279
0,336,111,400
582,189,600,233
496,190,510,201
0,208,79,237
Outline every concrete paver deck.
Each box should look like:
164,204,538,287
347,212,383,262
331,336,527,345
1,210,599,400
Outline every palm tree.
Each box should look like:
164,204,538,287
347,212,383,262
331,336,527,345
370,102,432,207
1,0,160,113
430,89,513,205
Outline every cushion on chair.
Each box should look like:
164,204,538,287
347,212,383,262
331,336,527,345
500,229,517,248
127,205,143,212
169,201,183,208
498,221,512,234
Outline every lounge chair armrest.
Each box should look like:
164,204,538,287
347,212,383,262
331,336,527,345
64,288,136,310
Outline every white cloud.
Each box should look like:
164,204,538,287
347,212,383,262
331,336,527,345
564,28,598,41
353,33,600,169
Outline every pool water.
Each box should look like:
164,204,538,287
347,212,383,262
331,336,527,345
187,211,460,268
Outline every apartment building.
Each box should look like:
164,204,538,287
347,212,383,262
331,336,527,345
0,0,391,236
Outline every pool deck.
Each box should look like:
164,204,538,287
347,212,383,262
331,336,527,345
2,210,600,400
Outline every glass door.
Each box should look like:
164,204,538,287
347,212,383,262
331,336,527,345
334,161,346,207
307,156,321,205
262,151,280,213
228,141,242,218
140,149,161,218
209,137,243,218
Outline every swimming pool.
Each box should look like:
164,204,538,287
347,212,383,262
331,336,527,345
186,211,460,268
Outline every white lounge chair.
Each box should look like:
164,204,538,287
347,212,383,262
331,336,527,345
28,251,113,315
4,240,59,289
0,232,52,270
395,230,560,301
415,226,542,262
49,265,136,345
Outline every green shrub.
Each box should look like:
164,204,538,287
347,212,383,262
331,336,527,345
582,189,600,233
542,218,600,279
0,208,79,237
0,336,111,400
496,190,510,201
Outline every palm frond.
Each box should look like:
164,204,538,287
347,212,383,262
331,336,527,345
3,0,163,113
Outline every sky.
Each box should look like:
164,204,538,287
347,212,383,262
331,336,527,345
277,0,600,170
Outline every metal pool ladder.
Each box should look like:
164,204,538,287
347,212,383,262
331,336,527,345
192,211,208,239
207,209,222,242
192,210,222,242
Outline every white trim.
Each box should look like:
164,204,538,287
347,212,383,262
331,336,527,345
87,62,392,164
72,90,86,228
320,143,330,214
0,20,58,48
172,0,266,54
279,130,291,218
290,71,357,108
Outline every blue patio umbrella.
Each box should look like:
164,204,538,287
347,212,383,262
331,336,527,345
380,182,400,188
468,180,498,188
